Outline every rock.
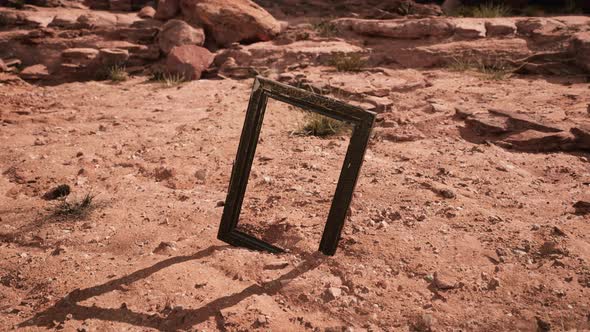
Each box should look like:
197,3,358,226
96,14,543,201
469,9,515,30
452,19,486,39
421,181,456,199
51,246,66,256
256,315,269,326
487,109,562,133
264,259,289,270
323,287,342,302
373,126,425,142
154,0,180,20
19,64,49,80
153,241,177,254
165,45,213,80
42,184,71,200
487,277,500,290
48,12,80,28
61,48,99,66
395,38,531,68
138,6,156,19
573,201,590,215
540,241,563,256
98,48,130,66
334,17,453,39
77,12,118,29
570,125,590,149
536,317,551,332
110,0,132,11
502,130,576,152
485,19,516,37
158,19,205,54
571,32,590,73
433,272,456,290
179,0,281,46
427,102,453,113
0,59,7,72
153,166,176,182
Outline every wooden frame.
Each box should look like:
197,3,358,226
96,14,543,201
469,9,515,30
217,77,376,256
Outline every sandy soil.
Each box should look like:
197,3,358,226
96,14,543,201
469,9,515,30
1,65,590,331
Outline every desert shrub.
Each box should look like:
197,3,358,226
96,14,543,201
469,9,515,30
330,53,366,72
313,20,338,37
447,57,513,80
53,194,95,218
107,64,128,82
297,112,347,137
450,3,511,17
149,71,185,87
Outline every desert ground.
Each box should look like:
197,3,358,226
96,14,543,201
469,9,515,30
1,0,590,331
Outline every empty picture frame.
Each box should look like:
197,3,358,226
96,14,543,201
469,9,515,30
217,77,376,256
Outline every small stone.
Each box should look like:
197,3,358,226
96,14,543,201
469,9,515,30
153,241,177,255
34,138,47,146
264,260,289,270
42,184,71,200
531,224,540,230
536,317,551,332
573,200,590,215
194,169,207,182
256,315,269,326
51,246,66,256
323,287,342,302
487,277,500,290
216,200,225,207
433,272,456,290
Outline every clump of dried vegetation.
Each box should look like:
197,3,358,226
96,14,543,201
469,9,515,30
53,193,96,218
451,2,512,17
107,64,128,82
297,112,347,137
330,54,366,72
149,71,186,87
313,20,338,37
447,57,514,80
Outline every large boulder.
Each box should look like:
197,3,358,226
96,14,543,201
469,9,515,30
158,19,205,54
165,45,213,80
179,0,281,46
154,0,180,20
571,32,590,73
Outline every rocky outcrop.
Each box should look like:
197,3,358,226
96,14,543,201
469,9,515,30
335,18,454,39
571,32,590,72
157,19,205,54
179,0,281,46
460,109,590,153
165,45,213,80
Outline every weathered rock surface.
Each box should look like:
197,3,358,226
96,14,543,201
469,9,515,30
571,32,590,73
154,0,180,20
98,48,129,65
0,59,7,72
462,109,590,153
158,19,205,54
138,6,156,19
19,64,49,80
396,38,531,68
179,0,281,46
335,17,453,39
166,45,213,80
